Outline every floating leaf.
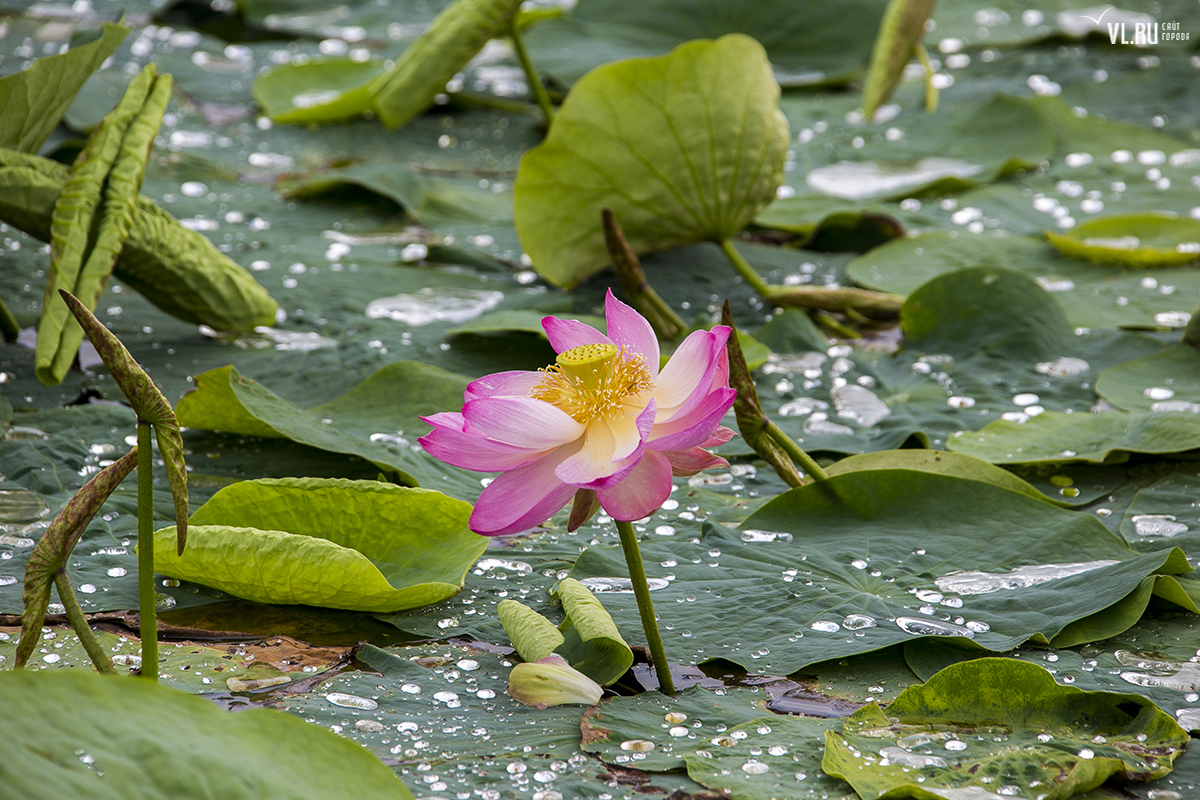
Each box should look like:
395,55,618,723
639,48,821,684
153,478,486,613
175,362,480,500
1047,213,1200,268
685,714,854,800
571,470,1193,673
825,449,1064,505
369,0,523,128
0,670,412,800
252,58,383,124
949,411,1200,465
0,23,128,153
846,229,1200,330
15,448,138,668
524,0,890,88
0,147,278,332
906,613,1200,730
823,658,1190,800
582,686,770,771
514,34,790,288
446,309,606,339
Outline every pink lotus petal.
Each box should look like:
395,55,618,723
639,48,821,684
654,327,730,421
648,388,736,451
419,415,546,472
555,419,620,485
470,449,578,535
701,426,736,447
664,447,729,476
466,370,544,401
604,289,659,379
463,396,585,449
542,316,611,354
596,449,673,521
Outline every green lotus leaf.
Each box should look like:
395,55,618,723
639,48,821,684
553,577,633,685
523,0,890,89
152,478,486,613
824,449,1065,506
1096,317,1200,414
861,0,937,119
252,58,383,124
0,669,411,800
949,411,1200,465
846,230,1200,330
498,599,565,663
570,470,1194,674
176,362,480,501
0,23,128,153
514,34,790,288
823,658,1190,800
685,714,855,800
1047,213,1200,268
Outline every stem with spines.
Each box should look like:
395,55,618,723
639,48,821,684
55,571,117,675
614,519,675,695
136,420,157,681
510,18,555,127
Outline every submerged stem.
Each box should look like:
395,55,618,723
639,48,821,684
614,519,675,695
510,19,555,127
764,420,830,482
55,571,117,675
136,420,157,681
719,239,771,298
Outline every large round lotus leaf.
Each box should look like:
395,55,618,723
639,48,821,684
0,670,411,800
1096,342,1200,415
846,230,1200,330
1047,213,1200,268
570,470,1192,674
153,478,486,613
514,34,790,288
823,658,1190,800
523,0,889,88
948,411,1200,465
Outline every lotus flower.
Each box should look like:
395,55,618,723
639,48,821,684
420,290,736,535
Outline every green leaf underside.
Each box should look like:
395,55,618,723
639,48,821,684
0,23,128,154
498,599,564,663
0,146,278,331
514,34,790,288
0,670,411,800
153,478,485,612
570,470,1193,674
553,577,633,686
949,411,1200,465
823,658,1189,800
175,362,481,500
861,0,937,118
252,58,383,124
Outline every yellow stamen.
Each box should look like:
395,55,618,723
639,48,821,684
530,344,654,422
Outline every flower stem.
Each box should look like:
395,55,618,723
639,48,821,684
764,420,830,481
614,519,675,695
915,42,939,113
510,18,555,127
55,571,116,675
136,420,157,681
604,209,687,340
719,239,771,298
0,296,18,343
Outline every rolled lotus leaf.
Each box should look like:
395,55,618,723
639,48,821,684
0,146,277,333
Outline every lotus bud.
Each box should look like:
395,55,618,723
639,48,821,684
507,655,603,708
